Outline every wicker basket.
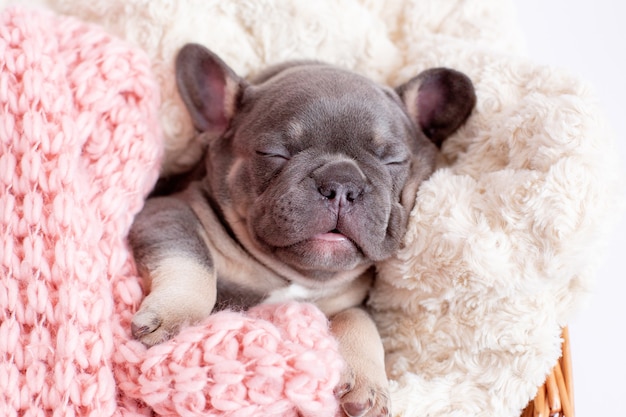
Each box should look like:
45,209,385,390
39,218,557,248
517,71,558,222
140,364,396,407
521,327,574,417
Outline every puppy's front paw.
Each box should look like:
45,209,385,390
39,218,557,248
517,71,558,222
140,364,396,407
131,306,177,347
335,366,390,417
131,290,213,347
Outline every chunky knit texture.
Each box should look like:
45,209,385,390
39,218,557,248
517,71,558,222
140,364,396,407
0,7,342,417
0,7,161,415
115,303,342,417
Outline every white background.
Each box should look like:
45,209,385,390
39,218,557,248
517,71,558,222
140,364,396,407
512,1,626,416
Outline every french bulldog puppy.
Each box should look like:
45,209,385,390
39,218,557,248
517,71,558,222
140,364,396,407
129,43,475,417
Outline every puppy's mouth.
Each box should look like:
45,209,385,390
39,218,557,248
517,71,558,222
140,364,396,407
268,228,364,273
307,228,359,252
311,229,349,242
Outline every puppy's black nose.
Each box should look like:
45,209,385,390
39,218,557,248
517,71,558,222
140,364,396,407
313,161,366,208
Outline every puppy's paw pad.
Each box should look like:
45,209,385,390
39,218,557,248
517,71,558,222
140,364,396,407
340,393,389,417
342,400,373,417
336,369,390,417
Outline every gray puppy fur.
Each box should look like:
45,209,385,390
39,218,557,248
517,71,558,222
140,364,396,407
129,43,475,417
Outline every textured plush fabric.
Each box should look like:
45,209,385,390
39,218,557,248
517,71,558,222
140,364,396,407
1,1,623,416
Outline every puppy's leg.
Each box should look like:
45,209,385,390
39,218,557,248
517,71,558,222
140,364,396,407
129,196,216,346
331,307,390,417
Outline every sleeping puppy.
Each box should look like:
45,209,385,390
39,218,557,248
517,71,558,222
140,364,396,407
129,43,475,417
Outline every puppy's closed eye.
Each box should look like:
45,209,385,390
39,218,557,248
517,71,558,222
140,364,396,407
374,144,410,167
382,155,409,167
255,149,291,161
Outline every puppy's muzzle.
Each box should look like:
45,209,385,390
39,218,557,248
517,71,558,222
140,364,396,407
313,161,368,212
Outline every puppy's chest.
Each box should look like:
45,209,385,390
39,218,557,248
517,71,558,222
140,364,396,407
214,268,330,311
263,283,327,304
213,257,372,317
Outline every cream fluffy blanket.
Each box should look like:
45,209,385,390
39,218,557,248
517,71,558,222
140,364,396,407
1,1,623,416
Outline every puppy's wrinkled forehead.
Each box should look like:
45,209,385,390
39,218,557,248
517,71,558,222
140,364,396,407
239,65,410,148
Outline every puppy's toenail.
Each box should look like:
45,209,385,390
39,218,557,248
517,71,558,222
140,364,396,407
131,322,155,338
334,382,352,397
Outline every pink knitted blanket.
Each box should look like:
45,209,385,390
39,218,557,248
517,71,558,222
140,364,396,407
0,7,341,416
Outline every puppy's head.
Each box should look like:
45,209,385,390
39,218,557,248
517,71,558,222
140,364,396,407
176,44,475,281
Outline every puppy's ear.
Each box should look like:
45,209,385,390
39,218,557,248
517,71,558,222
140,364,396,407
396,68,476,148
176,43,246,134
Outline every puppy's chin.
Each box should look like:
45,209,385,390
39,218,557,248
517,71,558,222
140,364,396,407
271,232,367,275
